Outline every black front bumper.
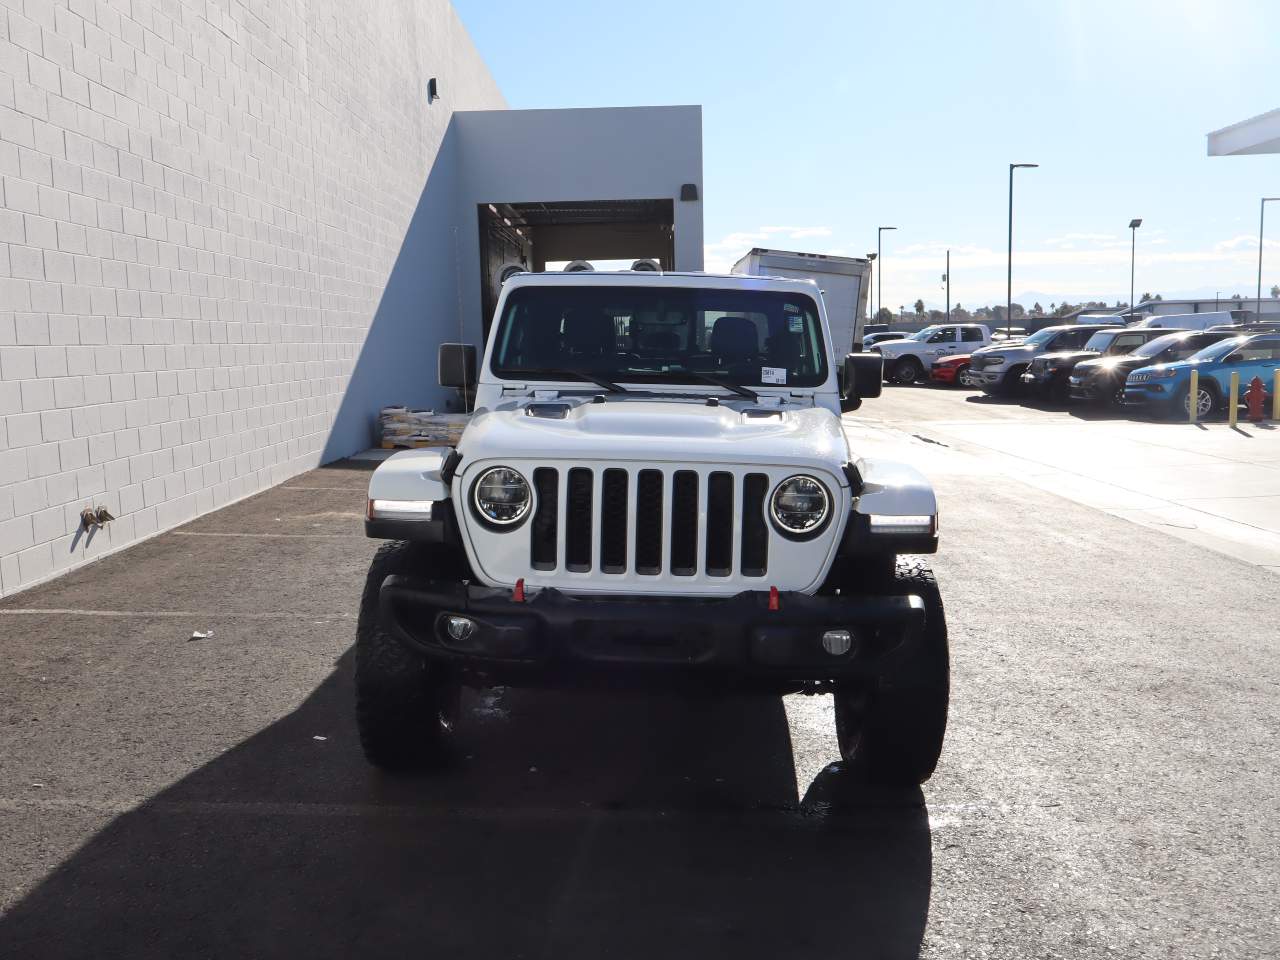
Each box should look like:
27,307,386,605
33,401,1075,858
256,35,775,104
380,577,927,687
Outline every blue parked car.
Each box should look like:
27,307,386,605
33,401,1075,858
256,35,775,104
1124,333,1280,419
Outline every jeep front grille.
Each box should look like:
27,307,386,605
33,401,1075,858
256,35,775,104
527,466,770,579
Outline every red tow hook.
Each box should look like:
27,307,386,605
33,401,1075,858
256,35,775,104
512,578,526,602
768,586,780,611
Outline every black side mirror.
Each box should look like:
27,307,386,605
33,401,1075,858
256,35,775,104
438,343,477,388
840,352,884,412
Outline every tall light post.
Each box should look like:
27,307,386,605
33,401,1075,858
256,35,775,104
1128,218,1142,322
1259,198,1280,319
877,226,897,318
866,252,878,322
943,249,950,323
1007,163,1038,337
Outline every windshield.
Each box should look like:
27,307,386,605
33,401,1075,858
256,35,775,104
1187,336,1246,363
1082,331,1117,352
1019,328,1060,348
491,285,828,388
1131,333,1192,360
907,326,943,342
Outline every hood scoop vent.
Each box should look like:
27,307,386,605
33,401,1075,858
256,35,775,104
526,403,571,420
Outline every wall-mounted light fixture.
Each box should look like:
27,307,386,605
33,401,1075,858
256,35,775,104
680,183,699,202
427,78,439,103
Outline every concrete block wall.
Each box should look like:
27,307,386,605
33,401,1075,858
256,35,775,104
0,0,504,596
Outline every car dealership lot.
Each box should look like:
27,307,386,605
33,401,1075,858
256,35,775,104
2,404,1279,958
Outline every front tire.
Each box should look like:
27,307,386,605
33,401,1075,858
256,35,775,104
355,541,460,771
991,365,1026,397
832,558,949,786
1172,381,1216,420
892,356,924,384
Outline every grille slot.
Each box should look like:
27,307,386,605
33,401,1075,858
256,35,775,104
705,472,734,576
740,473,769,577
635,469,664,575
600,468,628,574
530,468,558,570
670,470,699,576
565,467,593,572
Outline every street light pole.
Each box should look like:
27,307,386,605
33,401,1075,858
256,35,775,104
866,252,877,323
877,226,897,318
1007,163,1038,337
943,249,950,323
1259,198,1279,319
1128,218,1143,323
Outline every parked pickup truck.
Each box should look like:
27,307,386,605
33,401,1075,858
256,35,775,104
874,324,992,383
358,271,950,786
967,324,1116,396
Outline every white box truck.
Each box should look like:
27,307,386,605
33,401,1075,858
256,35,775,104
732,248,872,354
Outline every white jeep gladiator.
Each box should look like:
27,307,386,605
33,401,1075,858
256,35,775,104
358,271,948,785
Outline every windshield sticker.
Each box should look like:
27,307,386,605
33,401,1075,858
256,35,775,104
788,316,804,332
783,303,800,313
761,366,787,385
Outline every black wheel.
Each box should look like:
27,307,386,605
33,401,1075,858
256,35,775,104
892,356,924,384
1105,380,1126,407
832,557,949,786
996,366,1027,397
355,541,461,771
1048,375,1069,406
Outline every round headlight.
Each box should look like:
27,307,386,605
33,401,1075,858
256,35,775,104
472,467,531,526
769,475,830,536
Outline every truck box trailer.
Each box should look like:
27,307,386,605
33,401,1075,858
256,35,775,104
732,248,872,354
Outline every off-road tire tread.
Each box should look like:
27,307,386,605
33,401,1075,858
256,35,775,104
355,541,453,771
834,556,949,786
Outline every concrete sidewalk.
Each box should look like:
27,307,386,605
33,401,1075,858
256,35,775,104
855,389,1280,575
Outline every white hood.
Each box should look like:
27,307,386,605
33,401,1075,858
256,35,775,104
458,398,851,472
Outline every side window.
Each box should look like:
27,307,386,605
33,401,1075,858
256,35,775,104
1232,340,1280,362
1112,334,1146,353
926,327,954,343
961,327,985,342
1051,331,1082,350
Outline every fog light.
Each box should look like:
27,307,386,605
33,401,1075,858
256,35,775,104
821,629,853,656
445,616,476,641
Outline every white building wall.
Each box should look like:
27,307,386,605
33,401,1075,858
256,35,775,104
0,0,504,596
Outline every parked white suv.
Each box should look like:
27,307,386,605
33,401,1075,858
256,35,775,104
358,271,949,786
874,324,993,383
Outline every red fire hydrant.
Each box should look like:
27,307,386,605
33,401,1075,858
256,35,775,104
1246,376,1266,423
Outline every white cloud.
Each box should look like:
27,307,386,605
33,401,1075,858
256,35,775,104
703,226,1280,306
1044,232,1119,246
1214,235,1280,252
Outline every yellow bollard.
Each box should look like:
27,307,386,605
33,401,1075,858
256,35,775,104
1228,371,1239,427
1188,369,1199,423
1274,369,1280,422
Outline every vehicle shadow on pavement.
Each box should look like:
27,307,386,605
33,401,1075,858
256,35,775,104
0,651,932,959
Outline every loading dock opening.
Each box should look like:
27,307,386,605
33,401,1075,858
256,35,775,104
477,199,675,335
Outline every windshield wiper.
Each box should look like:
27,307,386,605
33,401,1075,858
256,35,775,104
501,368,628,393
675,371,759,402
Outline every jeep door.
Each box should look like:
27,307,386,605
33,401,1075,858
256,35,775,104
922,326,961,361
1219,337,1280,396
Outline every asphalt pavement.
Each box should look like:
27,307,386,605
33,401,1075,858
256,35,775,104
2,390,1279,959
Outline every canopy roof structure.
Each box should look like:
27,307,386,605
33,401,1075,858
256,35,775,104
1207,107,1280,156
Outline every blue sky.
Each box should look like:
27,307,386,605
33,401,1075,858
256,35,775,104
452,0,1280,310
